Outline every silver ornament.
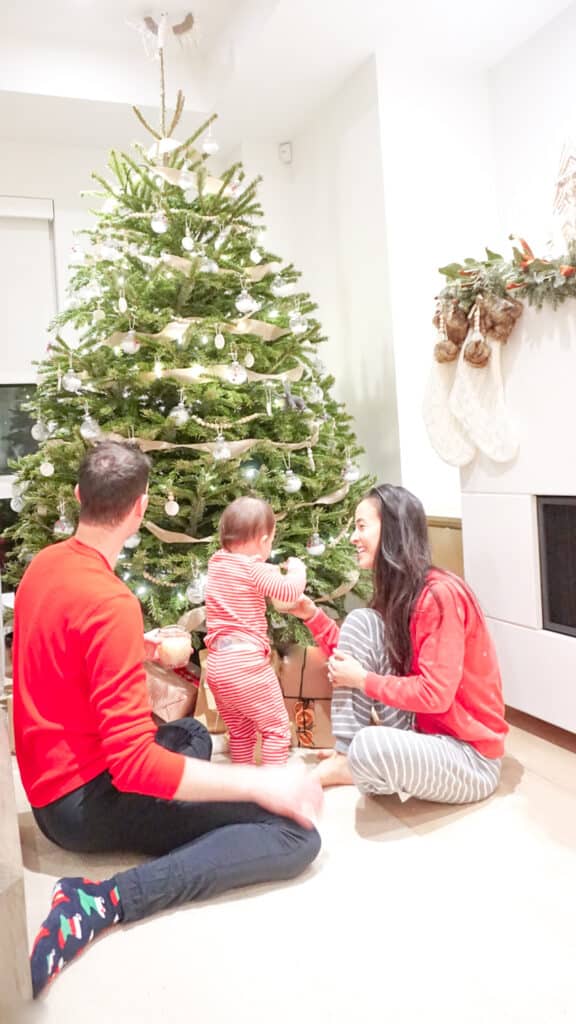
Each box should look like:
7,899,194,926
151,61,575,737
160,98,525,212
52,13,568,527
31,420,49,442
214,331,226,350
169,402,189,426
240,459,260,482
283,469,302,494
10,496,24,513
62,370,83,393
235,288,258,315
213,434,231,461
151,211,169,234
289,311,309,335
200,256,218,274
80,415,102,441
342,459,361,483
306,532,326,557
39,460,55,477
124,532,141,549
53,515,74,538
306,382,324,404
121,330,141,355
226,361,248,385
271,275,293,298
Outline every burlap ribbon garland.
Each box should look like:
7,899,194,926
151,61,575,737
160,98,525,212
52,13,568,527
104,316,290,349
110,419,318,457
141,361,303,386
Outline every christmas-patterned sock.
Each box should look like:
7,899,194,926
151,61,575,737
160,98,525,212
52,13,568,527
30,876,123,998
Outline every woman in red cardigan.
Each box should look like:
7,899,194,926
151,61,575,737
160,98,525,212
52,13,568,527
292,484,508,801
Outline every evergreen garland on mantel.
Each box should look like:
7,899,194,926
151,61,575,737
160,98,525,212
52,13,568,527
438,235,576,312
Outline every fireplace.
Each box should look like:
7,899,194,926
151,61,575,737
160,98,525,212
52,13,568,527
537,496,576,638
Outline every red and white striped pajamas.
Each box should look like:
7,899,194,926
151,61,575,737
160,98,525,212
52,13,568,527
205,551,306,765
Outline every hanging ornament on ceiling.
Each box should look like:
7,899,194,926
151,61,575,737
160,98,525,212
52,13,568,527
164,492,180,516
283,469,302,494
151,210,169,234
124,532,142,549
121,329,141,355
214,329,226,351
213,432,232,462
306,531,326,557
243,351,255,368
342,457,361,483
39,460,55,477
169,391,190,426
79,408,102,442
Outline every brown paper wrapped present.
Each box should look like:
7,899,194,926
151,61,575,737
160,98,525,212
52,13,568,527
146,660,199,723
277,645,335,749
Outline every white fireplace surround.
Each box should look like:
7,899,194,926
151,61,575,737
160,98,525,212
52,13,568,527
461,302,576,733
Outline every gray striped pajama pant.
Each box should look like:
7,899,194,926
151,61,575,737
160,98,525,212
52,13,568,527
332,608,501,804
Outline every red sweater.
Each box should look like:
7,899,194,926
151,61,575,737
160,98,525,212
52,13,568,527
307,570,508,759
13,537,186,807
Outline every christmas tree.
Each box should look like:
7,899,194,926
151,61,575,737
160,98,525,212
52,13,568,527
5,58,371,646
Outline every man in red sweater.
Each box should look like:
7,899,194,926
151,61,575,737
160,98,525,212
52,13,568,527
13,440,321,997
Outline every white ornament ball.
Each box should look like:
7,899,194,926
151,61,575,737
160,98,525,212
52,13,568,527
182,234,195,253
165,498,180,516
283,469,302,494
124,532,141,549
63,370,83,393
213,435,232,461
169,402,190,426
151,211,169,234
226,361,248,385
250,248,263,264
271,275,293,298
10,496,24,513
39,460,55,477
306,532,326,557
200,256,218,274
53,515,74,538
93,308,106,323
342,460,361,483
235,288,257,315
31,420,49,442
120,330,141,355
202,138,220,156
80,415,102,442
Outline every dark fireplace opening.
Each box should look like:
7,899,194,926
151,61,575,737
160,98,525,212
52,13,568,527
537,496,576,638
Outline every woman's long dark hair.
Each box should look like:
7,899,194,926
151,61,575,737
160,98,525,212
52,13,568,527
367,484,432,675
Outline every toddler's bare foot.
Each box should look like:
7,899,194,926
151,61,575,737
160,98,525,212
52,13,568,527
312,751,353,788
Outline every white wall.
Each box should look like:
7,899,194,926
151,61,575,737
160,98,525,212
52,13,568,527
234,58,402,486
374,54,500,517
489,2,576,251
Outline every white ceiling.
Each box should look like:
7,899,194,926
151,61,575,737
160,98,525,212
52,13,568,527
0,0,573,151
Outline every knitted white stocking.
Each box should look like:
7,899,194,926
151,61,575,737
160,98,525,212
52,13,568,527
448,338,519,462
422,357,476,467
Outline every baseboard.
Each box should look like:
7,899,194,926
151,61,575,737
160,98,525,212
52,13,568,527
505,705,576,753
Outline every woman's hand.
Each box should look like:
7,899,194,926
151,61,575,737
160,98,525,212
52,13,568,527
328,650,367,691
143,629,162,662
284,594,318,621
